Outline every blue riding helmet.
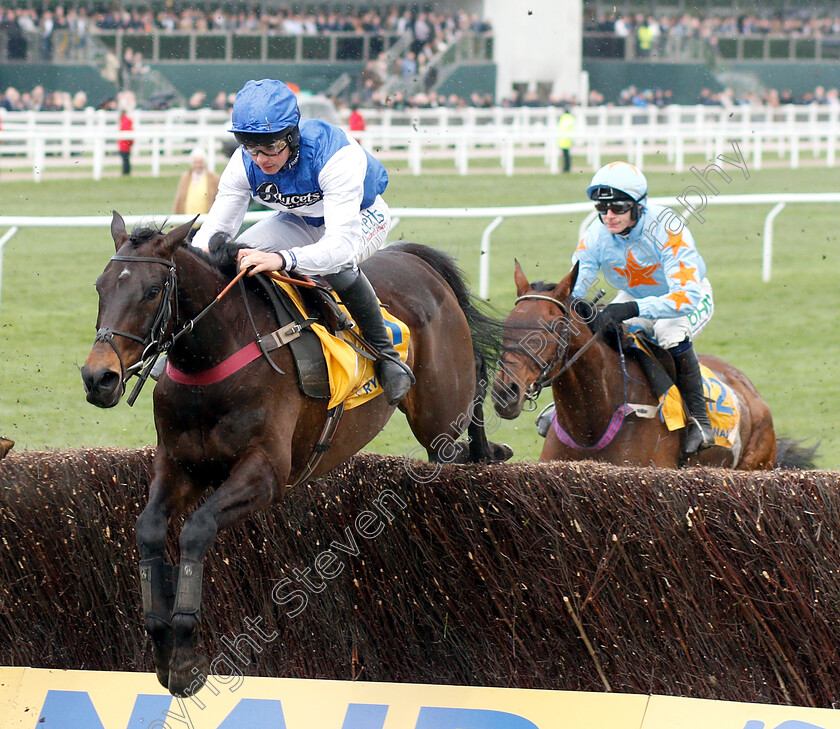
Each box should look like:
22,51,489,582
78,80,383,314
229,79,301,150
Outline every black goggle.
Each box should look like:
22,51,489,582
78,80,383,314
242,138,289,158
595,201,634,214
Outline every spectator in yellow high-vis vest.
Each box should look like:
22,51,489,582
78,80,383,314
637,21,654,57
557,108,575,173
172,147,220,238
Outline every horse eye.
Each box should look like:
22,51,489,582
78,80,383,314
143,286,161,301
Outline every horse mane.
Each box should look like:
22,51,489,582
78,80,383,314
128,224,167,246
127,224,234,276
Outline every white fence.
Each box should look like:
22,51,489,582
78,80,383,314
0,193,831,308
2,104,840,181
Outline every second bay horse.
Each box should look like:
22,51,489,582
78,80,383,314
492,261,778,470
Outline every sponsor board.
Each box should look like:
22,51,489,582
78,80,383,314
0,668,838,729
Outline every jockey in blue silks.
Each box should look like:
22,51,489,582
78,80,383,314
541,161,715,455
190,79,413,405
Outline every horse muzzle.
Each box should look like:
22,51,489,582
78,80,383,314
81,363,124,408
491,379,525,419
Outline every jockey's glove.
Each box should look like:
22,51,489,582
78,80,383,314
591,301,639,333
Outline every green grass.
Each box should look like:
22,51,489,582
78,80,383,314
0,166,836,468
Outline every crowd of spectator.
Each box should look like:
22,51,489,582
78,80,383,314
5,3,840,115
7,79,840,116
5,3,840,66
588,10,840,40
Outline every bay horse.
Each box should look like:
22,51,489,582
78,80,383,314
81,212,509,696
492,261,778,470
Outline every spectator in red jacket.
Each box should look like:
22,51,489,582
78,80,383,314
117,102,133,175
348,106,365,144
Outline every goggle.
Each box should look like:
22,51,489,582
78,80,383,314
242,138,289,158
594,200,634,214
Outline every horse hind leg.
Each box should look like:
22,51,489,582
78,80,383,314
448,354,513,465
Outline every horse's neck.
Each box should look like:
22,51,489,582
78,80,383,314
553,334,627,437
171,250,247,364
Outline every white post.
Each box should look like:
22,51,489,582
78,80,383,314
503,136,514,176
408,133,422,176
151,134,161,177
0,226,19,309
578,210,598,241
93,134,104,181
33,138,44,183
457,135,468,175
762,202,786,283
479,216,504,300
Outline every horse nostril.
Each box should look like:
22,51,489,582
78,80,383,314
99,370,121,392
492,380,519,408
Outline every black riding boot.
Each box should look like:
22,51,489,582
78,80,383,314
671,342,715,455
327,270,415,406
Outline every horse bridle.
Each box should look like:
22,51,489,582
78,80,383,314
503,293,601,408
93,255,179,398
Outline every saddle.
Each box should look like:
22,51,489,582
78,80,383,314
251,271,410,411
250,272,333,400
621,329,676,400
617,327,740,449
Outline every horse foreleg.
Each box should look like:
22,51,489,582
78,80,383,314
136,491,177,690
167,448,284,698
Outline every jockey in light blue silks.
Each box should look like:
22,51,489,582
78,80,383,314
189,79,413,405
541,161,715,455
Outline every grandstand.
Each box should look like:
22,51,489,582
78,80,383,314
2,1,840,114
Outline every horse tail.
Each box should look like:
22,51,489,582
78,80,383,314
774,437,820,470
387,242,505,374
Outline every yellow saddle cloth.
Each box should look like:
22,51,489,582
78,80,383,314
275,280,410,410
659,364,740,448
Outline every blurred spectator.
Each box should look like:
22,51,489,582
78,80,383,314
557,107,575,173
172,147,219,238
348,107,366,144
188,91,207,110
117,92,135,176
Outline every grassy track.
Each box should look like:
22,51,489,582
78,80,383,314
0,164,836,467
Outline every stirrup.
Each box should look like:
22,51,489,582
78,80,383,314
683,417,715,455
377,358,414,405
536,404,555,438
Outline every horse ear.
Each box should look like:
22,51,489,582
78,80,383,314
553,261,579,300
513,259,530,297
158,216,199,257
111,210,129,251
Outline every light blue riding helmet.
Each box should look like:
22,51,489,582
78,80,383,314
587,161,648,203
229,79,301,149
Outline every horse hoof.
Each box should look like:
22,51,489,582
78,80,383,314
168,654,209,698
490,442,514,462
155,666,169,690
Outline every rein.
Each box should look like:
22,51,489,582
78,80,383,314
96,255,252,405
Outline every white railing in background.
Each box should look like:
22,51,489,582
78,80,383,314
1,104,840,181
0,193,831,307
